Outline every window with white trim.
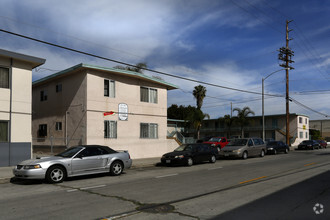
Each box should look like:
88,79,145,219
55,122,62,131
104,120,117,138
0,121,8,142
140,123,158,139
0,67,9,89
104,79,115,98
140,87,157,103
299,117,302,124
299,131,303,139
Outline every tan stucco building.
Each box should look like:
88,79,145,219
32,63,178,159
0,49,45,166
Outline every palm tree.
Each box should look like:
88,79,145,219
223,114,235,138
187,109,210,140
193,85,206,110
233,107,255,138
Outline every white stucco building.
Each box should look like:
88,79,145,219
0,49,45,166
32,63,178,159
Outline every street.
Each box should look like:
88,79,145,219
1,149,330,220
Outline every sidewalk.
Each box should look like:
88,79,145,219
0,157,160,180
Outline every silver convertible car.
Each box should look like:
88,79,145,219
13,145,132,183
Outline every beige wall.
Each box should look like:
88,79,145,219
32,71,87,147
85,70,170,158
0,57,33,143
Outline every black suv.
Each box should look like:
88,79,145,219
161,143,217,166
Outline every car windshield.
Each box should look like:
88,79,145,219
302,140,312,144
56,146,83,158
174,144,194,152
227,139,247,146
208,137,221,142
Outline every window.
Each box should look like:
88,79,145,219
272,119,278,128
56,84,62,93
299,131,303,139
104,79,115,98
38,124,47,137
306,132,308,139
299,117,303,123
40,90,47,101
140,87,158,103
0,121,8,142
55,122,62,131
0,67,9,89
104,120,117,138
140,123,158,139
305,118,308,125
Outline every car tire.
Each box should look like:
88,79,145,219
46,165,66,184
242,151,248,160
110,161,123,176
285,148,289,154
186,157,193,166
209,155,216,163
260,150,265,157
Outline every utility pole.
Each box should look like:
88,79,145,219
278,20,294,146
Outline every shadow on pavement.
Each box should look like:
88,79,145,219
211,171,330,220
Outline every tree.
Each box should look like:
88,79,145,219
167,104,197,120
233,107,255,138
223,114,235,138
193,85,206,110
114,62,147,74
187,109,210,140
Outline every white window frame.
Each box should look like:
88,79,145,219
140,87,158,104
140,123,158,139
299,117,302,124
104,120,117,138
299,131,303,139
0,121,9,142
104,79,115,98
55,122,62,131
0,67,9,89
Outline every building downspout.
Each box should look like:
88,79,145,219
8,58,13,165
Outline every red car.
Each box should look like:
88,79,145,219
317,140,327,149
204,137,229,150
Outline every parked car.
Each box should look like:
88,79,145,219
161,143,217,166
317,140,327,149
266,141,289,154
13,145,132,183
298,140,320,150
203,137,229,150
219,138,266,159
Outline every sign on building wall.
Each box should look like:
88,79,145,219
118,103,128,121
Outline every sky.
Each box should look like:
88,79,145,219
0,0,330,120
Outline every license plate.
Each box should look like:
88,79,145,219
166,160,171,163
224,153,229,157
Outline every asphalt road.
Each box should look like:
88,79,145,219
1,149,330,220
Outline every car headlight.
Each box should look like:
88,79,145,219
175,155,184,159
233,149,241,153
23,164,42,169
268,148,274,150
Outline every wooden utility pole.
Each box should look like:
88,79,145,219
278,20,294,146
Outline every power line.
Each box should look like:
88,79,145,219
0,28,282,98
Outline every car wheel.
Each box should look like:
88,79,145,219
273,149,277,155
186,157,193,166
209,155,216,163
260,150,265,157
46,165,66,184
242,151,248,160
110,161,123,176
284,148,289,154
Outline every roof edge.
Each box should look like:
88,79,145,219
0,48,45,68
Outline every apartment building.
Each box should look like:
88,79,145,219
0,49,45,166
184,113,309,146
32,63,178,158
